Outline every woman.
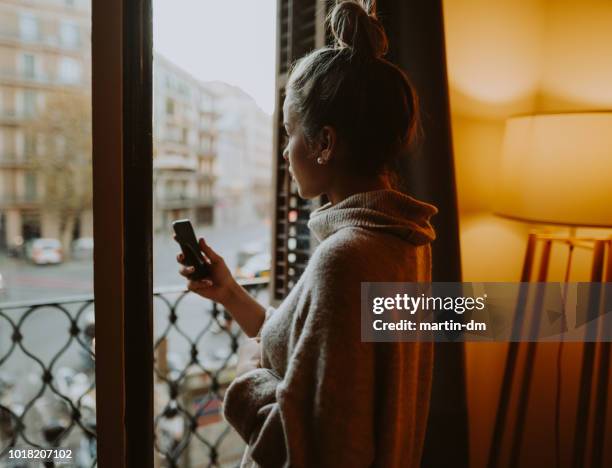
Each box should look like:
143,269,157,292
177,1,437,466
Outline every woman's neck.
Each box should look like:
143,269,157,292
326,173,392,205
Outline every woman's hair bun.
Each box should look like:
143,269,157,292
329,0,389,59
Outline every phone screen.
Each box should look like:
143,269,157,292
172,219,210,279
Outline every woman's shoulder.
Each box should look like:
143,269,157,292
306,226,430,283
308,227,385,274
315,225,410,258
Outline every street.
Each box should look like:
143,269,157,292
0,221,270,303
0,220,271,384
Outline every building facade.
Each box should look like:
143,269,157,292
0,0,270,250
0,0,91,252
153,54,218,233
208,81,272,228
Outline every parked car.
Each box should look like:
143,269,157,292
236,240,268,269
25,238,63,265
72,237,94,261
235,252,271,279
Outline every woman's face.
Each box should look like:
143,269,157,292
282,92,332,199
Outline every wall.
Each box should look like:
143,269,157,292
443,0,612,466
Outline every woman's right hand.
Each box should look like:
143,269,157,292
176,237,237,306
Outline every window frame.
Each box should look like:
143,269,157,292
92,0,153,466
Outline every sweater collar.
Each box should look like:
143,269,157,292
307,189,438,244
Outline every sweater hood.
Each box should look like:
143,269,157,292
307,189,438,245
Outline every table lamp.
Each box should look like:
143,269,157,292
488,111,612,468
496,112,612,228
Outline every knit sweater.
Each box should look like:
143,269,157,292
223,189,438,468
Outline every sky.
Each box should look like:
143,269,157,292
152,0,277,114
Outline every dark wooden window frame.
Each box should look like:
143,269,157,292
92,0,153,466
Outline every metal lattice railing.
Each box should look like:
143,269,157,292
0,294,97,467
0,278,269,468
152,279,269,467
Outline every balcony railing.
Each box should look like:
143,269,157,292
0,30,86,53
0,278,269,467
154,154,199,172
0,192,39,208
0,69,87,89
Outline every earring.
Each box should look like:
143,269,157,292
317,150,329,165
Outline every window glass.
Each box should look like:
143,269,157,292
58,57,81,83
19,13,39,41
59,21,80,47
24,171,37,200
22,53,36,78
22,90,36,117
152,1,276,464
165,97,174,115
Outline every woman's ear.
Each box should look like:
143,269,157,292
318,125,337,162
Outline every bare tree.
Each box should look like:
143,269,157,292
26,91,92,256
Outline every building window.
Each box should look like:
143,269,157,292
58,57,82,83
22,54,36,79
20,14,39,41
25,171,38,200
60,21,81,48
24,133,37,159
200,135,211,153
165,97,174,115
23,90,37,117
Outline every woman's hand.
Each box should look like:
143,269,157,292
235,336,262,378
176,237,238,306
176,235,268,338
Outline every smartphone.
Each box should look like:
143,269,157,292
172,219,211,280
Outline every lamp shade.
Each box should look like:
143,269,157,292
496,112,612,227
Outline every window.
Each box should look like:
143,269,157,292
22,53,36,79
23,132,36,159
60,21,81,47
58,57,82,83
150,1,277,463
19,13,39,41
165,179,176,198
22,90,37,117
24,171,37,200
200,135,210,153
165,97,174,115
